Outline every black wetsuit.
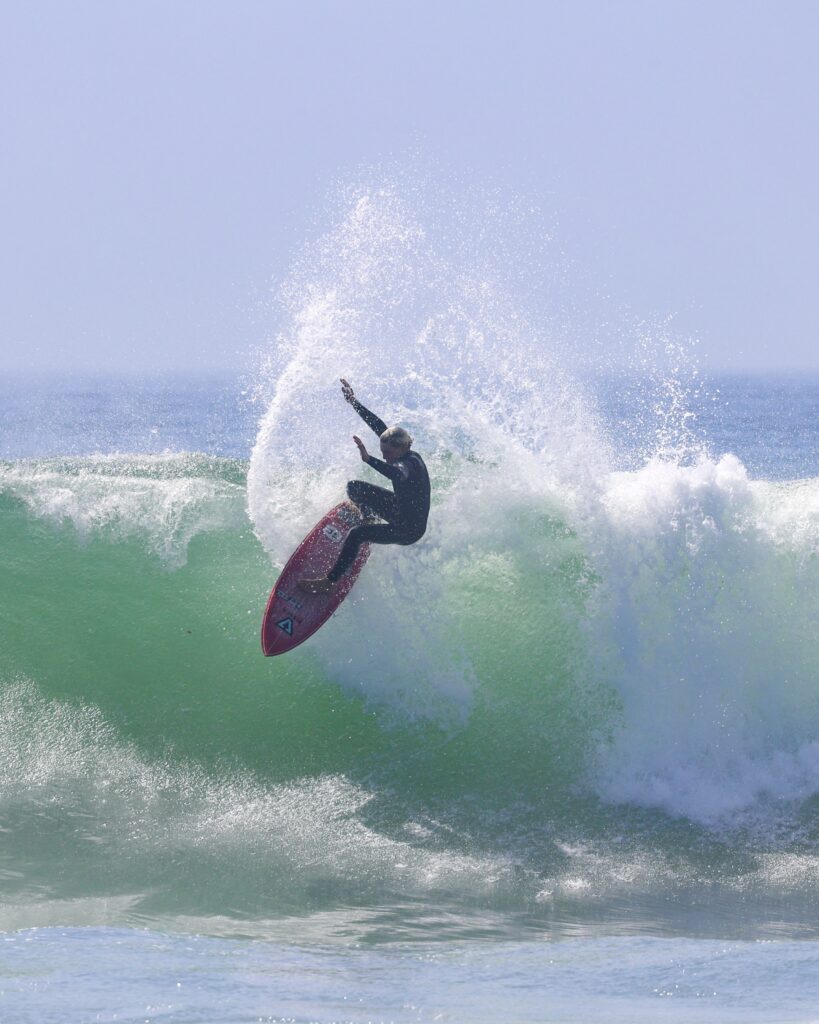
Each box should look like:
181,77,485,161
327,399,430,581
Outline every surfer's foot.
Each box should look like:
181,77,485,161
299,577,335,595
342,499,379,523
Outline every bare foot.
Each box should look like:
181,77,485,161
299,577,335,595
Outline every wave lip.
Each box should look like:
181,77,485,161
0,453,247,567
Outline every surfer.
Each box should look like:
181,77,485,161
300,379,430,594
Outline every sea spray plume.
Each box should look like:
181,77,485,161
247,181,609,723
596,314,708,470
635,321,707,465
248,181,610,547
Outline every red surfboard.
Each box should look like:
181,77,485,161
261,502,371,656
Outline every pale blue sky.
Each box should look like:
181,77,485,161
3,0,818,373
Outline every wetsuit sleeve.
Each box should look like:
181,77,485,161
350,399,388,438
365,455,409,482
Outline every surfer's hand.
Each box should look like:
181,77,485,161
353,435,369,462
340,379,355,403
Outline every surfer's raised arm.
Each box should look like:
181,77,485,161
354,438,410,483
340,378,387,437
298,386,430,596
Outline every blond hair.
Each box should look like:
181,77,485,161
380,425,413,449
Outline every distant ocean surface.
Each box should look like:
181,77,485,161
3,191,819,1024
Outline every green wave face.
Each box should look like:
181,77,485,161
0,454,601,934
0,455,594,792
4,451,819,939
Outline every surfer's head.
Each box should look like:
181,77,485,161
379,426,412,462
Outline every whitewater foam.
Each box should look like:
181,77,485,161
0,680,537,925
593,455,819,824
0,454,246,568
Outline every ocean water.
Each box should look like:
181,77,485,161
3,188,819,1022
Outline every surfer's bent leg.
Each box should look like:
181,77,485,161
346,481,398,523
327,523,414,582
